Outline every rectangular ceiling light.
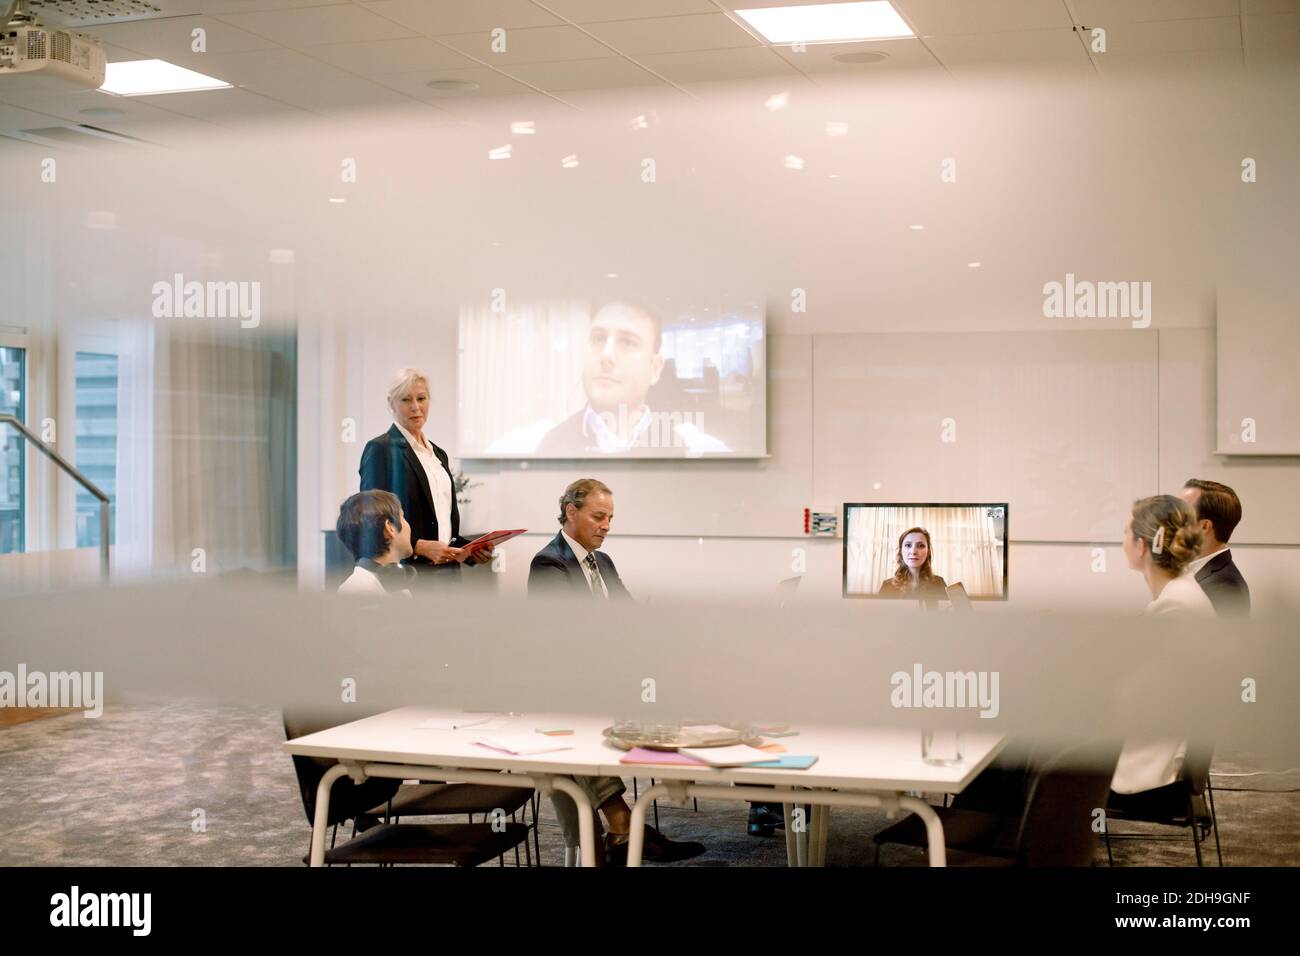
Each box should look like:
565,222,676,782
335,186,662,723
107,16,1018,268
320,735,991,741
735,1,914,44
100,59,231,96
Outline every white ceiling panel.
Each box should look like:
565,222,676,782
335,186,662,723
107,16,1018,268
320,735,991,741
308,36,478,74
362,0,564,35
633,46,805,84
772,36,942,72
1095,46,1245,74
216,3,417,46
925,27,1094,71
437,24,614,64
503,56,665,90
188,1,347,12
139,86,310,122
0,87,169,122
371,66,540,98
893,0,1074,36
1071,0,1240,23
1101,16,1242,55
586,14,764,55
1245,0,1300,13
1245,12,1300,57
77,15,278,60
539,0,720,22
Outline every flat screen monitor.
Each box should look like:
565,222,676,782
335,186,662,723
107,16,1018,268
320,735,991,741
842,503,1008,600
457,299,766,459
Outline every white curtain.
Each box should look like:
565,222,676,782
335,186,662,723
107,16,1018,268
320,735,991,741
458,301,590,454
845,505,1004,597
114,318,277,578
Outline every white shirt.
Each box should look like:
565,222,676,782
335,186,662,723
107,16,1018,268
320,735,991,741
1144,570,1216,620
337,565,412,599
561,529,607,598
1112,570,1215,794
394,423,454,544
1184,547,1230,580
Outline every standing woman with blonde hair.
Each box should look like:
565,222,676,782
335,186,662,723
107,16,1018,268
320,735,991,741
359,368,492,588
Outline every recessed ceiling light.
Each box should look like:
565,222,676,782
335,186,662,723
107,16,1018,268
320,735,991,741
826,121,849,136
606,273,618,279
328,197,345,204
765,92,789,111
968,261,982,268
488,145,512,160
909,224,924,230
735,1,913,45
100,59,229,96
426,79,480,94
784,155,805,170
511,121,535,135
832,50,890,65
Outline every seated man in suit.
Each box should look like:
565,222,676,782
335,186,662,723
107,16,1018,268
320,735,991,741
528,478,705,864
1179,478,1251,617
335,490,417,597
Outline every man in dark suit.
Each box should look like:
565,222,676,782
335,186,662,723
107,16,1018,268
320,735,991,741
528,478,705,865
1180,478,1250,617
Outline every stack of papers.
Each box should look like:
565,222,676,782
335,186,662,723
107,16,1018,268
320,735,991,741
474,734,572,756
619,748,707,767
678,745,780,767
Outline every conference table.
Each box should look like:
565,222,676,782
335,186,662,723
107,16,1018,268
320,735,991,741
283,706,1007,867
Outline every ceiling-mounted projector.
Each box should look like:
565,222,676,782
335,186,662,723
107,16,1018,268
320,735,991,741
0,0,107,93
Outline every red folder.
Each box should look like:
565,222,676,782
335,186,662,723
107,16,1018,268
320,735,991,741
462,529,527,555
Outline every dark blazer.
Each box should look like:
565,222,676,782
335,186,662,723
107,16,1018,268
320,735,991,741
528,531,632,600
1194,549,1250,617
359,424,468,572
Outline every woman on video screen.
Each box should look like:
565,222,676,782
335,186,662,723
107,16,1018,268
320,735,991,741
878,527,948,600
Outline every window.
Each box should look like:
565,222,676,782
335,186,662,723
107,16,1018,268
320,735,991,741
74,351,118,548
0,346,24,554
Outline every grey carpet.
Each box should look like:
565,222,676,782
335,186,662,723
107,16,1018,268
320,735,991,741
1,699,1294,867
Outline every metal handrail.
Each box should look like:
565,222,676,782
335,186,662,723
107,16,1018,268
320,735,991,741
0,414,110,580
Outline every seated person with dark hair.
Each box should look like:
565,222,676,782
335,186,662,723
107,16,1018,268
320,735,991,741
878,527,948,600
1179,478,1250,617
336,489,417,597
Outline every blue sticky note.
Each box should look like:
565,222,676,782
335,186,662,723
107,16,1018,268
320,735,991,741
748,755,818,770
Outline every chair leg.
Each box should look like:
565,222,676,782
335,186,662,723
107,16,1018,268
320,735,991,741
693,798,699,813
1189,797,1203,867
532,793,542,865
1207,779,1224,866
650,777,659,831
1103,826,1114,866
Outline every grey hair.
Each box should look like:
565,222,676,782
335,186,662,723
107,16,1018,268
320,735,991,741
558,478,612,525
386,367,429,409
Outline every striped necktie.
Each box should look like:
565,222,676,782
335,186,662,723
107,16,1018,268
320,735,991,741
584,553,606,599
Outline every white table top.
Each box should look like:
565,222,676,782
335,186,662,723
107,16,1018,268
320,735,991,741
284,707,1007,793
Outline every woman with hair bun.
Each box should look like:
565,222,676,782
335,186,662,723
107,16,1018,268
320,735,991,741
1122,495,1214,619
1111,494,1214,797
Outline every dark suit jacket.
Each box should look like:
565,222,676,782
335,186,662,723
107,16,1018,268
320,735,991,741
528,531,632,600
359,424,469,572
1194,549,1250,617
